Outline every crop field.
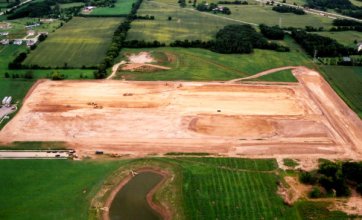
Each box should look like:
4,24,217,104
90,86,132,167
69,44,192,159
0,45,94,79
23,17,123,68
316,31,362,47
127,0,241,42
0,158,349,219
320,66,362,118
164,157,348,219
88,0,137,15
117,41,313,81
1,67,361,157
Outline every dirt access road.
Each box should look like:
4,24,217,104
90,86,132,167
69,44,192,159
0,66,361,159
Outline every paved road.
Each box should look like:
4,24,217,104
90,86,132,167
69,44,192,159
0,150,71,159
0,0,33,16
256,0,362,22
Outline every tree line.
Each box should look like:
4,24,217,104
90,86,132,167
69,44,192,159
291,29,359,57
93,0,144,78
306,0,362,19
272,5,305,15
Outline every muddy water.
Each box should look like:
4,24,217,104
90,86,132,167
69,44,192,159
109,172,163,220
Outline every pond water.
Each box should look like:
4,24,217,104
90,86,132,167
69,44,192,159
109,172,164,220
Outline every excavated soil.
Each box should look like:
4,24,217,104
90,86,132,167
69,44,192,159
0,67,361,159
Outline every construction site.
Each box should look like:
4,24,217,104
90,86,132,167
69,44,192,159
0,66,361,159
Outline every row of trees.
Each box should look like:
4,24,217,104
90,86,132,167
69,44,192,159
272,5,305,15
218,0,248,4
306,0,362,18
291,29,359,57
300,161,362,197
259,24,285,40
94,0,144,78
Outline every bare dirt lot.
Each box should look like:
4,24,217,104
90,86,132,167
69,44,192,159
0,67,361,158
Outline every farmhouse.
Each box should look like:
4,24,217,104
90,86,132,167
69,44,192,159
27,30,36,36
13,39,22,45
0,39,9,45
83,6,96,13
26,40,36,47
0,22,11,29
40,18,54,23
358,43,362,52
25,23,40,29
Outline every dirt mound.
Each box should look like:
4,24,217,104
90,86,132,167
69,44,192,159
188,115,276,138
128,52,154,63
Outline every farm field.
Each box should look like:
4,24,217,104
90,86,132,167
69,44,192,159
320,66,362,118
163,157,349,219
1,67,361,157
127,0,240,42
219,4,334,29
316,31,362,47
116,40,313,81
87,0,137,15
0,45,94,79
0,158,351,219
23,17,123,68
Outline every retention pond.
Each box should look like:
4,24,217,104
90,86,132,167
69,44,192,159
109,171,164,220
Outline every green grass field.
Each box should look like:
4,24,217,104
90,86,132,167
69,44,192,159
127,0,334,43
23,17,123,68
88,0,137,15
316,31,362,47
59,2,84,9
117,38,313,81
0,158,349,219
0,159,128,220
127,0,241,42
320,66,362,118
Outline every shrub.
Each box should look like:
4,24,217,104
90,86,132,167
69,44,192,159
299,172,318,184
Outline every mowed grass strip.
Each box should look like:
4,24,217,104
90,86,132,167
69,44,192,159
320,66,362,118
89,0,137,15
23,17,123,68
316,31,362,47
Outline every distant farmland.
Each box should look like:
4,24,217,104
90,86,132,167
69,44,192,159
87,0,137,16
24,17,123,68
127,0,240,42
